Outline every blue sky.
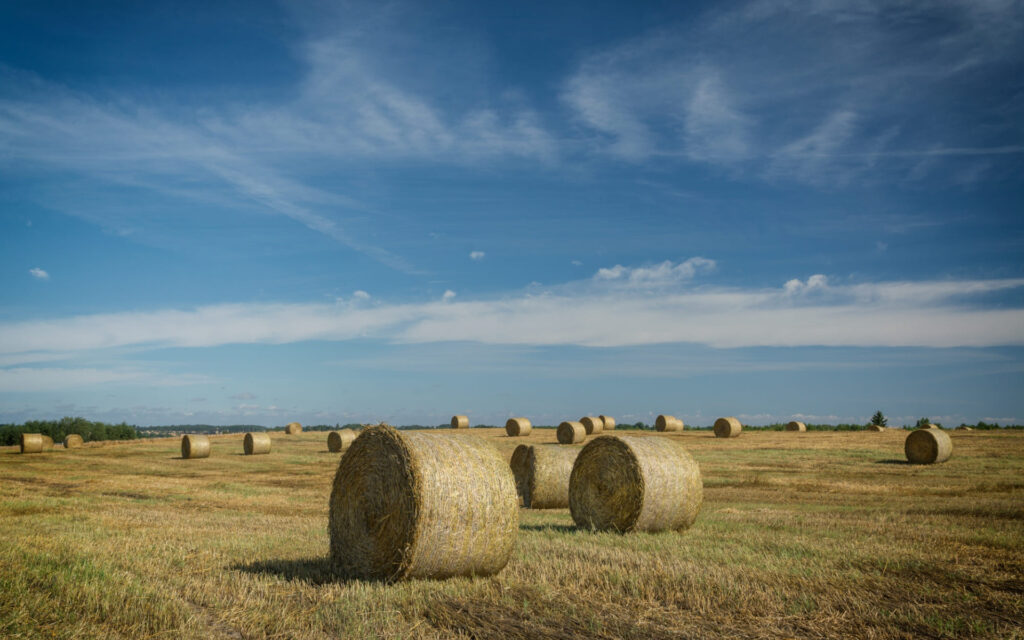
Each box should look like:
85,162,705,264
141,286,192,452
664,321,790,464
1,0,1022,427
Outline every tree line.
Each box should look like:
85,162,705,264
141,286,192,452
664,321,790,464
0,416,138,446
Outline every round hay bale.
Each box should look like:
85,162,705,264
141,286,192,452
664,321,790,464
451,415,469,429
181,434,211,459
505,418,532,437
557,421,586,444
785,421,807,432
328,424,517,581
713,417,742,438
919,423,940,430
955,426,973,431
905,428,952,464
867,424,885,432
569,435,703,533
64,434,84,448
243,432,271,455
580,416,603,435
285,422,302,434
20,433,45,454
40,435,54,449
510,444,530,505
327,429,356,453
524,445,577,509
655,415,684,432
600,415,616,430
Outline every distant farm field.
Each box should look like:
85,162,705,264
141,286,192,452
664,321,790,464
1,428,1022,639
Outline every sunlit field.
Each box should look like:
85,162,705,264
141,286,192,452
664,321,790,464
2,428,1022,639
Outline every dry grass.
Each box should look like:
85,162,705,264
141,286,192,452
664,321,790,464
1,428,1022,639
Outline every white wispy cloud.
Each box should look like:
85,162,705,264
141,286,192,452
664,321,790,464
0,367,207,392
594,257,717,287
28,267,49,280
469,251,485,261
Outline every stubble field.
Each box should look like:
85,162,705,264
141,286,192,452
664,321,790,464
1,427,1022,639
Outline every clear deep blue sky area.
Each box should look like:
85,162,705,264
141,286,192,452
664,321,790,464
1,1,1022,427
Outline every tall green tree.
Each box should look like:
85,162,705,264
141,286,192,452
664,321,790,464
870,411,887,427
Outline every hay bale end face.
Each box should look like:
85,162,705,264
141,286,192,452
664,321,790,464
285,422,302,434
505,418,532,437
20,433,46,454
524,445,578,509
580,416,604,435
510,444,531,505
64,434,84,448
181,434,211,459
599,415,616,430
557,421,586,444
327,429,356,452
243,432,271,455
655,415,684,432
905,428,953,464
713,417,742,438
329,424,518,581
785,421,807,432
451,415,469,429
569,435,703,533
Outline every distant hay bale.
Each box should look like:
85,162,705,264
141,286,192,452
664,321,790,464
785,421,807,432
580,416,604,435
523,445,578,509
557,421,586,444
19,433,46,454
40,435,54,449
919,423,940,430
510,444,531,504
329,424,517,581
505,418,532,437
905,428,953,464
956,426,973,431
867,424,885,432
285,422,302,434
451,415,469,429
243,432,271,455
64,434,84,448
327,429,356,452
713,417,742,438
181,434,211,459
655,415,684,432
569,435,703,533
600,415,616,430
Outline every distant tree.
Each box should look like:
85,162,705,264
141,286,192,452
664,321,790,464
915,417,932,428
869,411,887,427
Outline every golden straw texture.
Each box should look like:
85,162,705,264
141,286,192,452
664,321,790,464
867,424,885,432
569,435,703,533
599,415,616,430
557,421,586,444
181,434,211,459
524,445,578,509
510,444,530,505
451,415,469,429
20,433,45,454
243,432,271,455
655,415,684,432
329,425,518,581
956,426,973,431
285,422,302,434
63,434,84,448
713,417,742,438
905,428,953,464
785,421,807,432
327,429,356,453
505,418,532,437
580,417,604,435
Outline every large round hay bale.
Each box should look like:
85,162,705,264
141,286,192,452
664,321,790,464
905,428,952,464
655,415,684,432
510,444,531,504
451,415,469,429
285,422,302,434
867,424,885,432
557,421,586,444
328,425,517,581
20,433,46,454
600,415,616,430
505,418,532,437
523,445,578,509
785,421,807,432
181,434,211,459
569,435,703,533
713,417,742,438
64,434,84,448
327,429,356,452
580,416,604,435
243,432,271,455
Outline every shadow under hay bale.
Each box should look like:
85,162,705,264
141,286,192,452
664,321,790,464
557,421,585,444
505,418,531,437
329,424,517,581
231,557,353,586
655,415,684,432
327,429,356,452
713,417,742,438
243,432,271,455
181,434,211,459
451,415,469,429
905,428,953,464
599,415,616,430
569,435,703,533
785,421,807,432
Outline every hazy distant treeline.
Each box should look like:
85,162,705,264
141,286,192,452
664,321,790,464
0,416,138,446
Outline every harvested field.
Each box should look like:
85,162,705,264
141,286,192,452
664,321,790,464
1,428,1022,639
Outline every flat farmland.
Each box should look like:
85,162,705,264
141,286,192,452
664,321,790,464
1,428,1022,639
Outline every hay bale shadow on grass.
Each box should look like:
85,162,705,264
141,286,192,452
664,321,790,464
875,459,911,464
230,557,375,585
518,523,579,534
